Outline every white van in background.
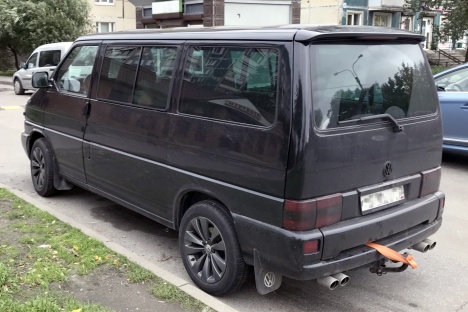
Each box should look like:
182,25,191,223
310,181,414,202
12,42,72,95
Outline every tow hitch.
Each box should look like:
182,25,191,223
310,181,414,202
369,257,409,276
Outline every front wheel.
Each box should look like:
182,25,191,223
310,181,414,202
14,78,25,95
30,138,57,197
179,200,248,296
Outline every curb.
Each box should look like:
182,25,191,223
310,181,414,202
0,182,240,312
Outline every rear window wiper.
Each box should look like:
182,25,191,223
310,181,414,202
338,113,404,132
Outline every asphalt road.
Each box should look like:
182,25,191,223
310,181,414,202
1,86,467,312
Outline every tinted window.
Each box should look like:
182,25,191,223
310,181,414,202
98,46,141,103
435,67,468,92
311,44,437,130
39,50,62,67
133,47,177,109
179,46,278,127
56,46,98,95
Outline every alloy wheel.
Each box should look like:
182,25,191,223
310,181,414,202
183,216,227,284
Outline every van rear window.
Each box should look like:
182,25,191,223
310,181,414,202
311,43,437,130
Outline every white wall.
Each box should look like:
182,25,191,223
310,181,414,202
225,3,291,26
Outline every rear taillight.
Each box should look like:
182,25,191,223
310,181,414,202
283,194,343,231
283,199,316,231
419,167,441,198
315,194,343,228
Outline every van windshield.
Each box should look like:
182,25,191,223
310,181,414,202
310,43,437,130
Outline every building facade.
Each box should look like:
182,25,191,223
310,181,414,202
136,0,301,29
89,0,143,33
301,0,442,49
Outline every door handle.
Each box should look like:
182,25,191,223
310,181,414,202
461,104,468,111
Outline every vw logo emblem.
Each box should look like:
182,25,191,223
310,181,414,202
383,161,393,177
264,272,276,288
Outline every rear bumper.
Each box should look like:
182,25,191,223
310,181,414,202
233,192,444,280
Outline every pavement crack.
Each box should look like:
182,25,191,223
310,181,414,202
456,300,468,312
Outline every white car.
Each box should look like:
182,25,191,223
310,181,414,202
13,42,72,95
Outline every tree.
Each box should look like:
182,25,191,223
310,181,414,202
404,0,468,62
0,0,92,69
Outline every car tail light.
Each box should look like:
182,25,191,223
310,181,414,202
303,240,319,254
315,194,343,228
283,194,343,231
419,167,441,198
283,199,316,231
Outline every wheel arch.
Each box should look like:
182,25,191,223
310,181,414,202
174,188,230,231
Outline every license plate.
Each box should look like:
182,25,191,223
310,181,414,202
361,186,405,212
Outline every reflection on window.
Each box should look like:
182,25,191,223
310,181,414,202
179,46,278,127
133,47,177,108
311,44,437,130
27,53,38,69
56,46,98,95
435,68,468,92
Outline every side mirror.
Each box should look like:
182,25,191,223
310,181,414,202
437,85,446,92
32,72,50,88
20,61,27,70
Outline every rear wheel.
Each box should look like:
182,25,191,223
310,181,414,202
30,138,56,197
14,78,25,95
179,200,248,296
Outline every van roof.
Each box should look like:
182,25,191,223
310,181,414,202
76,25,425,42
33,42,73,52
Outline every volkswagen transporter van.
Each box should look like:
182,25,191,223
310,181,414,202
22,26,445,296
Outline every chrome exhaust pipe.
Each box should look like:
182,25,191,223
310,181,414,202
411,241,430,253
317,276,339,290
332,273,350,286
423,239,436,250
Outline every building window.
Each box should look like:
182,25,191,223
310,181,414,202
143,7,152,18
95,0,114,4
373,13,392,27
96,22,114,33
347,12,363,25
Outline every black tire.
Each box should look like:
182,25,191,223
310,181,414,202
14,78,25,95
179,200,248,296
30,138,57,197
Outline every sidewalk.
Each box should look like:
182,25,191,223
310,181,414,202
0,76,13,91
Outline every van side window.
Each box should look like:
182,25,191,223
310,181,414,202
133,47,177,109
56,46,98,95
98,46,142,103
179,46,278,127
39,50,62,67
26,53,38,69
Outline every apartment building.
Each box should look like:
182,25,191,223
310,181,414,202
301,0,442,48
90,0,148,32
135,0,301,29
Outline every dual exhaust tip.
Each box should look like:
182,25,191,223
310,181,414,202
411,239,436,253
317,273,350,290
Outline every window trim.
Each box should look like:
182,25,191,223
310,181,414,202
346,11,363,26
96,22,115,33
96,43,181,112
95,0,114,5
176,43,281,129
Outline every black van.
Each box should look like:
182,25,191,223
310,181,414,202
22,26,445,296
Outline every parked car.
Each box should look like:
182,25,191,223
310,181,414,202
12,42,72,95
22,26,444,296
434,63,468,154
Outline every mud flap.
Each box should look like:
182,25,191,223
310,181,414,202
254,249,282,295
